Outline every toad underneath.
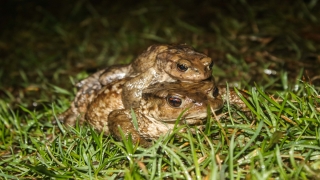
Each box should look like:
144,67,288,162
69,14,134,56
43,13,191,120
89,79,223,146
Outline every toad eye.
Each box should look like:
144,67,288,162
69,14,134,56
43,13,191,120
212,87,219,97
177,63,188,72
167,96,182,107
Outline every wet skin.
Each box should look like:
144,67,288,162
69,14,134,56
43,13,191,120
76,44,214,108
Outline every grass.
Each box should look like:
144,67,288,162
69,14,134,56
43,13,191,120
1,82,319,179
1,0,320,179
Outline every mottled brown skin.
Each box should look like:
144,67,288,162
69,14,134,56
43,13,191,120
58,78,128,126
58,91,97,126
95,80,224,146
84,79,127,133
76,44,214,108
76,65,130,94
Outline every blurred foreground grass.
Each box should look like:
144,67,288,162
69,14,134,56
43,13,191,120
0,0,320,179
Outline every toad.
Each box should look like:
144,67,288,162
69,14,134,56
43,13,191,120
85,79,224,146
76,44,214,108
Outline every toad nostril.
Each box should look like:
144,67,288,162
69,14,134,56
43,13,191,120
212,87,219,97
209,61,214,69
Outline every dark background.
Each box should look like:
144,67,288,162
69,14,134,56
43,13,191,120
1,0,320,109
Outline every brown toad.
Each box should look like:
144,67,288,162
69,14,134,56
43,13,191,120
85,79,224,146
76,44,213,108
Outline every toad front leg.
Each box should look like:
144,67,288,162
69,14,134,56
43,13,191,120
108,109,151,147
121,68,163,108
